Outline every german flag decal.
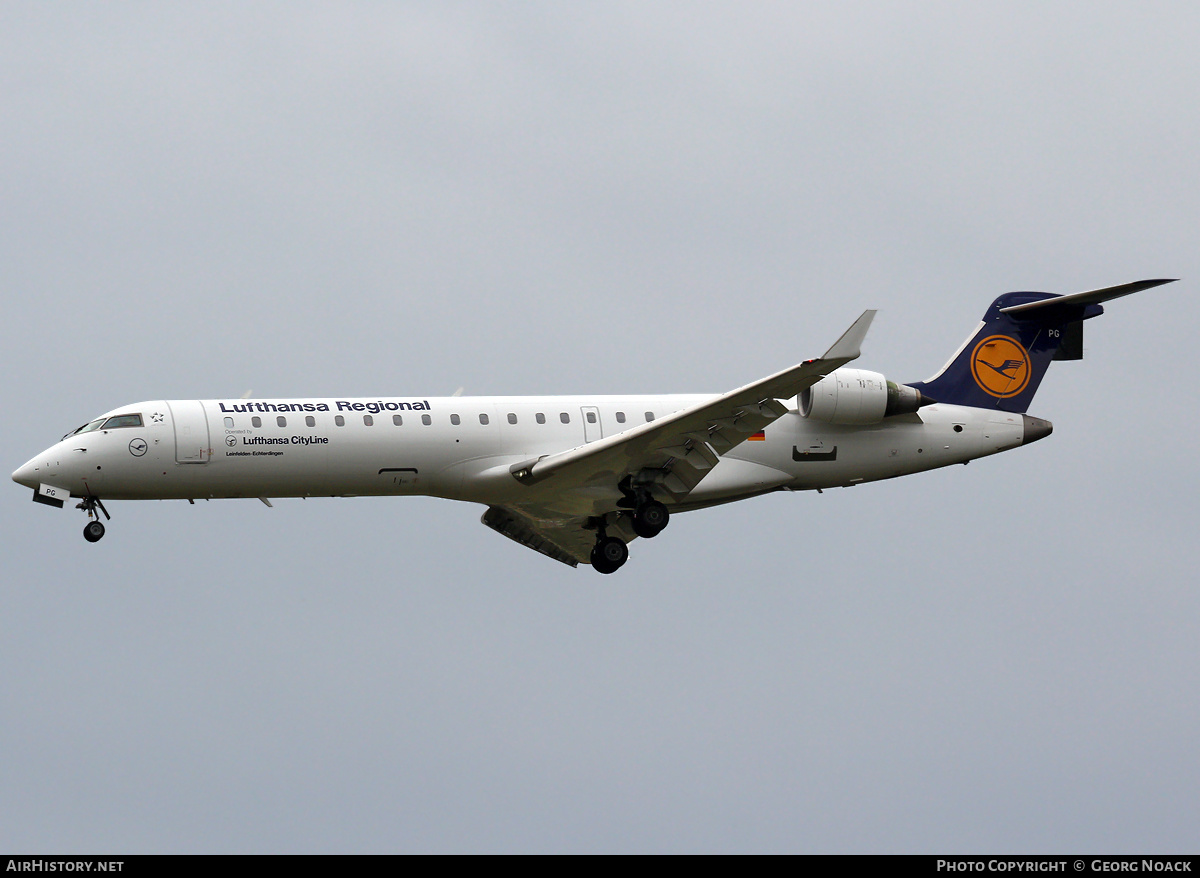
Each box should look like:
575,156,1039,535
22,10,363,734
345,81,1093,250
747,431,766,441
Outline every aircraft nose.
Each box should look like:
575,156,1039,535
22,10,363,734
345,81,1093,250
13,458,38,489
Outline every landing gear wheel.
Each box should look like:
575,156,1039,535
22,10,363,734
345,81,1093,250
83,520,106,543
631,500,669,539
590,536,629,574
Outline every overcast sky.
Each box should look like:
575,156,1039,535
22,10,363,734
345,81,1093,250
2,2,1197,853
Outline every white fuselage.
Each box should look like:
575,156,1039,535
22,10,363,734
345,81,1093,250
13,395,1027,516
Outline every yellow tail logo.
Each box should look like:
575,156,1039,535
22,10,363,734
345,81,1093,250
971,335,1031,398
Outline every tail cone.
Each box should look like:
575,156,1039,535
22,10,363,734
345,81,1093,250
1021,415,1053,445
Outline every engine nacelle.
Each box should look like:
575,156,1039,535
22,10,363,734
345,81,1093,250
798,369,928,425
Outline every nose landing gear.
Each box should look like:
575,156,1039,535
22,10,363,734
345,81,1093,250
76,495,111,543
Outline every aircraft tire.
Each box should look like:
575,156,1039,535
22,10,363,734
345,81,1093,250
631,501,669,539
591,536,628,574
83,521,106,543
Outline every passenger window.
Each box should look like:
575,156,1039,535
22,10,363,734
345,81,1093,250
393,414,403,426
616,412,626,424
364,415,374,426
560,412,570,424
645,412,655,422
479,413,489,425
536,413,546,425
102,414,143,429
335,415,345,427
450,414,461,426
421,414,432,426
586,411,597,424
252,417,262,428
507,413,517,425
277,416,287,427
224,417,234,428
305,416,315,427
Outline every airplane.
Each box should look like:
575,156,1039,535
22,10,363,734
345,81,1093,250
12,279,1173,573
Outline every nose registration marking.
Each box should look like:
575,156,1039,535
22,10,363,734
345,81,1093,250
34,483,71,508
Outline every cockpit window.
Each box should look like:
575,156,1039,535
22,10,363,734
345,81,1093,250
66,418,106,439
101,414,143,429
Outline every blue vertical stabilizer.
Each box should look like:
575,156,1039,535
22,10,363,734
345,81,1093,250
910,279,1175,413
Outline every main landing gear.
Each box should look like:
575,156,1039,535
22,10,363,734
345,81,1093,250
588,494,672,574
76,495,110,543
618,477,671,540
591,535,629,575
631,499,669,539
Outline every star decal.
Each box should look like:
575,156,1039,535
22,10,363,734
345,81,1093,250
151,412,165,423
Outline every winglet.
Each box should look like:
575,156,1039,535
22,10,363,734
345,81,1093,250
821,309,876,362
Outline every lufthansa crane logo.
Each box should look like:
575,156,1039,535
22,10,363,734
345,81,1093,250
128,438,148,457
971,335,1031,398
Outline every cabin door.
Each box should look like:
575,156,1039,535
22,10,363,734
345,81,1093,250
168,401,211,463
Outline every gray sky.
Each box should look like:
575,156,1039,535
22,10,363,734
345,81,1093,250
2,1,1197,853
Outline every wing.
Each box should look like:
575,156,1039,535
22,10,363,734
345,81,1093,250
480,310,876,566
510,309,876,504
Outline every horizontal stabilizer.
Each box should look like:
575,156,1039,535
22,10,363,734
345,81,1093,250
1000,279,1176,317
